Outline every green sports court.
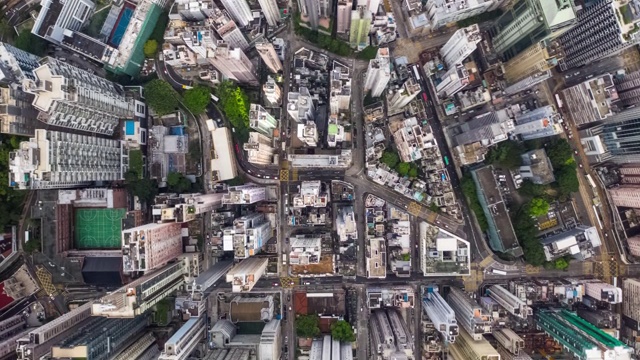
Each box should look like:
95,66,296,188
74,208,126,249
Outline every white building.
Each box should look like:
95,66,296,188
256,41,283,74
159,317,206,360
449,327,500,360
584,280,622,304
9,129,127,190
426,0,493,30
244,132,276,165
419,222,470,276
263,76,282,107
169,0,216,21
287,87,315,122
298,121,319,147
122,222,183,273
440,24,482,68
387,77,421,114
210,127,238,182
32,0,95,44
250,103,279,138
327,115,346,148
337,0,353,33
436,64,470,99
540,225,601,262
623,278,640,328
23,57,132,135
289,236,322,265
292,181,329,207
223,184,267,205
487,285,532,319
493,328,525,356
258,0,281,26
364,48,391,98
392,117,437,163
219,0,253,26
289,151,352,169
336,206,357,242
330,61,351,115
226,257,269,292
447,287,492,340
422,287,458,343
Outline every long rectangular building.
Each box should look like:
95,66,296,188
447,287,492,340
422,288,458,343
122,222,183,273
487,285,532,319
449,327,500,360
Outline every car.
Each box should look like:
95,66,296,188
579,163,583,168
574,150,578,155
273,282,280,287
235,144,240,153
265,176,271,179
285,336,288,342
287,295,291,301
289,306,292,311
360,307,364,312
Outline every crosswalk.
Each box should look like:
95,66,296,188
407,202,422,217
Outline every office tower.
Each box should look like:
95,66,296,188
32,0,95,44
350,7,371,50
364,48,391,97
263,76,282,107
51,315,149,360
449,327,499,360
387,77,421,114
560,74,618,127
426,0,493,30
337,0,353,33
92,262,186,318
503,42,561,84
159,317,206,360
223,184,267,204
226,257,269,292
258,0,280,26
210,10,250,50
0,43,42,84
447,287,492,340
330,61,351,115
122,222,183,273
579,106,640,164
287,87,315,122
492,328,525,356
558,0,639,71
209,41,258,85
422,288,458,343
256,40,283,74
584,280,622,304
490,0,576,61
244,132,276,165
511,105,563,140
436,64,470,99
9,129,127,190
623,278,640,329
536,309,632,360
250,103,279,138
220,0,253,26
614,70,640,107
486,285,532,319
440,24,482,68
23,57,132,135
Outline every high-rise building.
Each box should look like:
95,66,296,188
426,0,493,30
609,186,640,208
387,77,421,114
370,309,414,360
422,288,459,343
584,280,622,304
32,0,95,44
210,10,250,50
220,0,253,26
449,327,499,360
0,41,41,83
0,87,38,137
503,42,561,84
490,0,576,61
244,132,276,165
224,213,273,259
257,0,280,26
256,41,283,74
440,24,482,68
250,103,279,138
350,7,371,50
337,0,353,33
561,73,618,127
623,278,640,329
159,317,206,360
364,48,391,97
169,0,216,21
208,41,258,85
486,285,532,319
511,105,563,140
263,76,282,107
447,287,492,340
226,257,269,292
297,121,319,147
579,106,640,164
223,184,267,204
122,222,183,273
558,0,640,71
23,57,132,135
287,87,316,122
454,110,512,147
436,64,470,99
492,328,525,356
536,309,632,360
614,70,640,107
9,129,128,190
298,0,319,29
627,236,640,257
330,61,351,115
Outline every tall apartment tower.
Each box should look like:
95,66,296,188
329,61,351,115
447,287,492,340
579,106,640,164
22,57,132,135
263,76,282,107
623,278,640,329
209,41,258,85
256,41,283,74
350,7,371,50
387,77,421,114
559,0,640,70
436,64,470,99
0,42,41,84
220,0,253,26
9,129,128,190
244,132,276,165
503,42,561,84
210,10,250,50
584,280,622,304
609,186,640,208
490,0,576,61
422,288,459,343
492,328,525,356
440,24,482,68
32,0,95,44
258,0,281,26
337,0,353,33
487,285,532,319
426,0,493,30
249,103,279,138
364,48,391,97
298,0,320,30
122,222,184,273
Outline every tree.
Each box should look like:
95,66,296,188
331,320,355,342
216,80,250,134
183,85,211,115
380,150,399,169
143,39,158,58
396,162,410,176
0,19,13,41
429,202,440,213
553,257,570,270
124,170,158,202
528,198,549,217
408,163,419,178
296,315,320,338
167,172,192,193
144,79,179,115
512,204,546,266
356,46,378,60
486,140,523,168
14,30,47,56
518,180,548,197
556,165,579,195
461,174,489,231
547,138,574,168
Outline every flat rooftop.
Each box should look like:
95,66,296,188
74,208,126,249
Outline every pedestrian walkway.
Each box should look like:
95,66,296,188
35,266,57,297
463,265,483,291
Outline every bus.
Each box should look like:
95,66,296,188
586,174,596,189
444,156,449,166
210,94,219,102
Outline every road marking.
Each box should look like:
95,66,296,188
525,265,541,274
407,202,422,216
280,170,289,182
292,169,298,181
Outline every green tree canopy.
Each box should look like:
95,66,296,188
380,150,399,169
215,80,250,142
144,79,179,115
143,39,158,58
0,135,28,230
547,138,574,168
331,320,355,342
396,162,410,176
528,198,550,217
461,174,489,231
408,165,419,178
124,170,158,202
512,204,546,266
486,140,523,168
556,165,579,196
167,172,192,193
553,257,570,270
14,30,47,56
183,85,211,115
518,180,548,197
296,315,320,338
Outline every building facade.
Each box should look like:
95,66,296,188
426,0,493,30
250,103,279,138
122,222,183,273
244,132,276,165
220,0,253,26
256,41,283,74
337,0,353,33
364,48,391,97
258,0,281,26
440,24,482,68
